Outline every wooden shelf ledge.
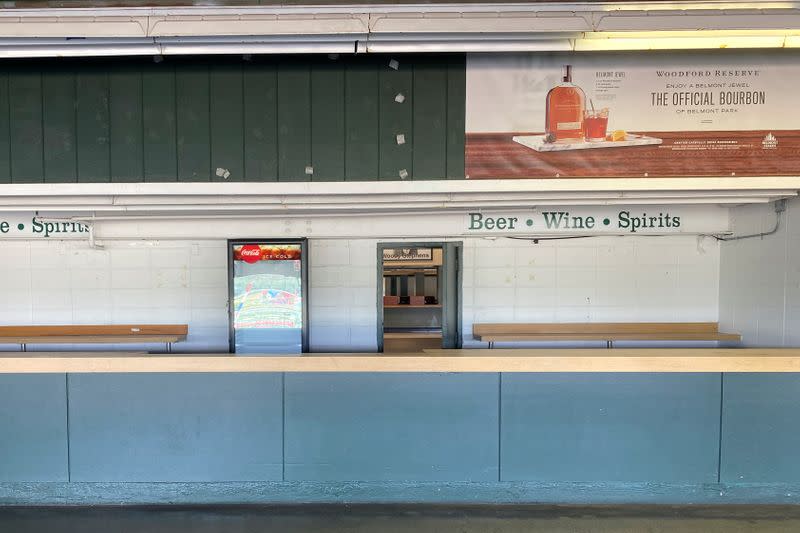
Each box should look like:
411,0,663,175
0,324,189,345
2,349,800,373
384,305,442,309
0,335,186,344
478,333,741,342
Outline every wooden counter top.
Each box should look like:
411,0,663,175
2,349,800,373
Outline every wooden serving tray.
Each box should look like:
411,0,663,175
512,133,663,152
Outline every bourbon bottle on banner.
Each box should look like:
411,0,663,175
545,65,586,143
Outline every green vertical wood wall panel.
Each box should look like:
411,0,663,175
42,69,76,183
0,73,9,183
378,61,413,180
109,66,143,183
9,69,43,183
76,70,110,183
210,64,244,182
344,58,379,181
142,67,177,182
446,55,466,180
176,65,211,182
310,62,345,181
277,62,311,182
0,55,466,184
412,58,448,180
243,61,278,182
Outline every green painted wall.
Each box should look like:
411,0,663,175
0,55,465,183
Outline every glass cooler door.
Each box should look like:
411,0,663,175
229,240,307,354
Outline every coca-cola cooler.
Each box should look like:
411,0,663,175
228,239,308,354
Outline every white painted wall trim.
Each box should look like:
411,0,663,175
0,179,796,215
0,176,800,207
2,178,799,196
0,205,730,240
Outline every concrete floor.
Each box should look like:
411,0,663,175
3,505,800,533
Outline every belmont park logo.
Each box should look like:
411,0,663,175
468,211,681,233
762,133,778,150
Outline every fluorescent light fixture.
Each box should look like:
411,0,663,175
785,35,800,47
150,34,367,56
159,40,361,56
574,30,800,51
368,15,592,35
366,31,576,53
0,37,158,57
0,36,363,57
0,45,159,58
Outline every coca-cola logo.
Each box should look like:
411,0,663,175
239,245,262,264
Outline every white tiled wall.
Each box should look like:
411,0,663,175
462,236,721,347
719,198,800,347
309,239,379,351
0,233,722,353
0,238,381,353
0,240,229,352
309,235,720,351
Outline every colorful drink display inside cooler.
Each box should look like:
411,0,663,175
231,242,305,354
233,273,302,329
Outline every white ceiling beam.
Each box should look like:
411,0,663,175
0,183,794,214
367,14,592,34
0,3,797,56
148,15,370,38
592,11,800,32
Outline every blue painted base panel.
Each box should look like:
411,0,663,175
0,375,68,482
67,373,284,482
284,373,499,482
501,374,721,483
721,374,800,483
3,482,800,506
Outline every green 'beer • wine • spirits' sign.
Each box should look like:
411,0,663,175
467,210,682,234
0,216,89,238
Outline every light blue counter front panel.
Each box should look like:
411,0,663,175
284,373,499,481
721,374,800,482
68,373,283,482
0,375,68,482
501,374,721,482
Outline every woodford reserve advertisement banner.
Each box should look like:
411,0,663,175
465,51,798,179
